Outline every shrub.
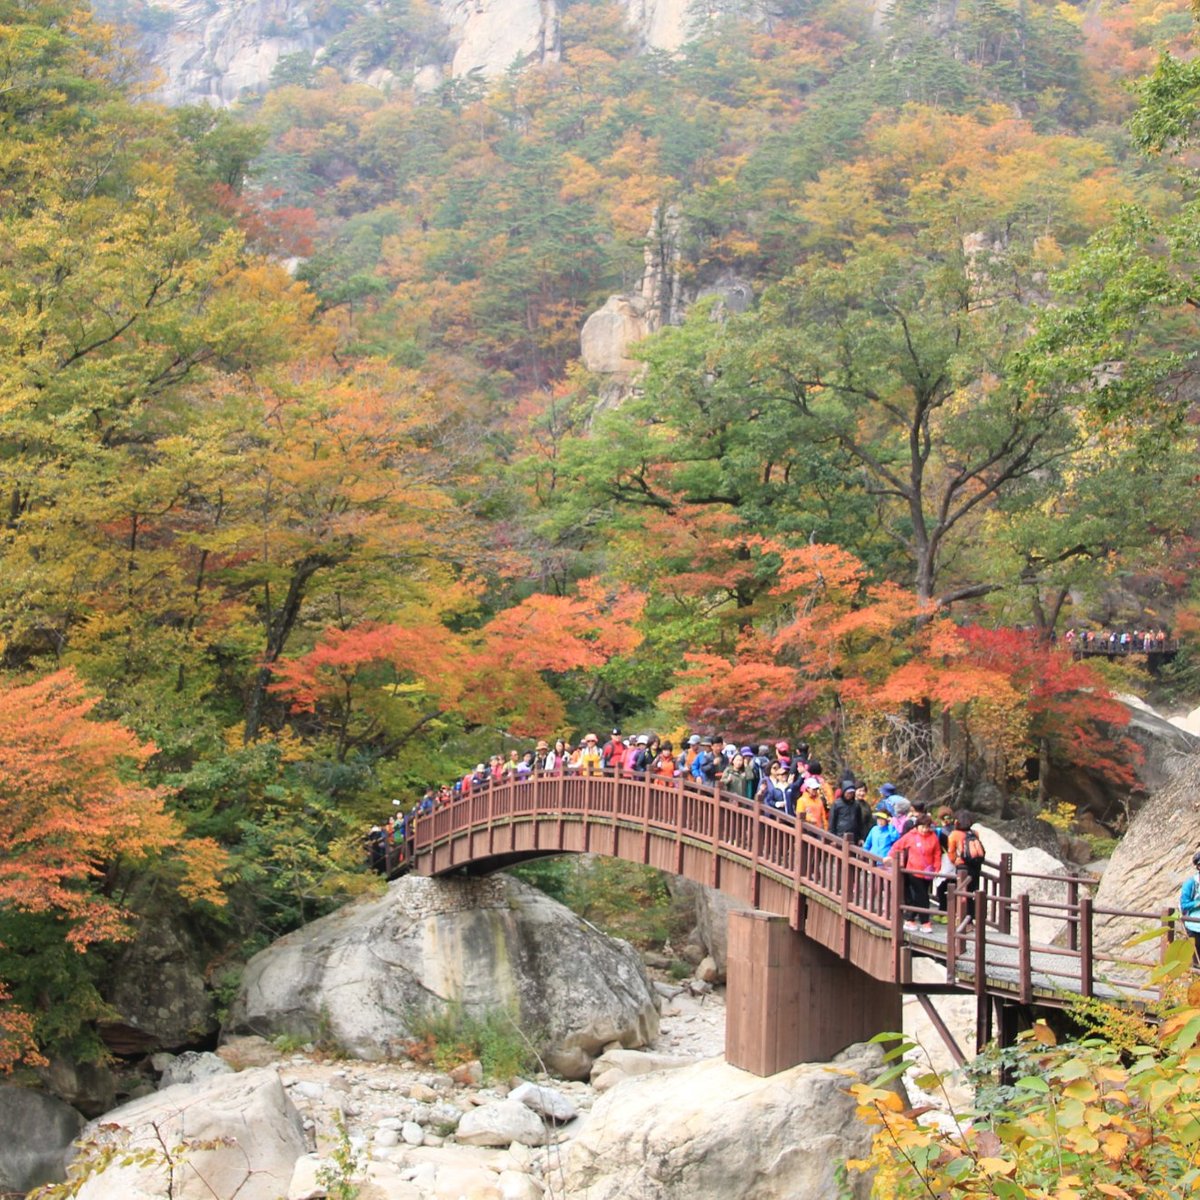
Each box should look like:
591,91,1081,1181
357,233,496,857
404,1003,538,1080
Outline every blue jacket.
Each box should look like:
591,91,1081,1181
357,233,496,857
691,750,718,784
1182,874,1200,933
863,823,901,859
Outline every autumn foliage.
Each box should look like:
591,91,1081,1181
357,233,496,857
0,670,226,1068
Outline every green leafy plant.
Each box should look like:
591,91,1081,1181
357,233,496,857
316,1112,362,1200
403,1003,538,1080
845,940,1200,1199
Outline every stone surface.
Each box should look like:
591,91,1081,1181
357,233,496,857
0,1085,85,1195
159,1050,234,1089
97,0,707,109
444,0,559,79
223,874,658,1080
455,1099,546,1147
68,1068,305,1200
508,1081,577,1123
556,1047,885,1199
588,1047,695,1092
1046,694,1199,825
973,823,1072,944
36,1057,117,1118
579,294,654,376
667,877,752,979
102,919,216,1053
1091,753,1200,966
217,1034,283,1070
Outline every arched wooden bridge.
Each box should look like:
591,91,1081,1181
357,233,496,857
407,772,1167,1074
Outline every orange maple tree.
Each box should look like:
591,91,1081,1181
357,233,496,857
666,541,1139,793
0,670,227,1068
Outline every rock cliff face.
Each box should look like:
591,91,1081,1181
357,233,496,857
99,0,704,107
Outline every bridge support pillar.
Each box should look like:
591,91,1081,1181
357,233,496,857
725,911,901,1076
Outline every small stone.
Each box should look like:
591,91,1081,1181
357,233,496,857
449,1059,483,1087
291,1080,325,1101
377,1117,403,1131
508,1082,577,1124
695,956,719,984
505,1141,534,1170
401,1120,424,1145
408,1083,437,1102
375,1127,400,1147
456,1100,545,1148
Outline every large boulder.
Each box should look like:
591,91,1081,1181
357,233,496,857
0,1085,85,1195
1091,752,1200,965
101,917,215,1054
667,877,752,979
557,1045,887,1199
1045,695,1199,826
580,295,654,376
223,874,659,1079
67,1068,304,1200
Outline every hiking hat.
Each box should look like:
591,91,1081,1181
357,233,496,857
804,778,821,790
880,783,897,796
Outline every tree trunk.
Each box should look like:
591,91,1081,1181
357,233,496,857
243,552,338,743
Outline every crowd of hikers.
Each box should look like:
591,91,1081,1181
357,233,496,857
366,731,988,933
1064,627,1171,652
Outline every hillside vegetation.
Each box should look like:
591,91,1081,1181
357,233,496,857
2,0,1200,1067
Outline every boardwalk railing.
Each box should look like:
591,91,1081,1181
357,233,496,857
406,770,1169,1009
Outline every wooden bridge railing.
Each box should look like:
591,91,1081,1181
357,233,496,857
406,770,1169,1008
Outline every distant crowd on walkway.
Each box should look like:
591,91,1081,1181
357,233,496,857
1064,627,1171,653
365,731,987,932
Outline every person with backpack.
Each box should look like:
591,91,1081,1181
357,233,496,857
1180,850,1200,963
947,810,986,921
691,737,720,785
601,730,625,773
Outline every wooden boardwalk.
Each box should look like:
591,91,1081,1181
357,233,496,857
407,772,1168,1050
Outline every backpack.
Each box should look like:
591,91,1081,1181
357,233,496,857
963,830,986,863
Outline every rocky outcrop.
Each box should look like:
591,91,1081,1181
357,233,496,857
580,294,656,376
580,206,684,381
667,877,752,979
1091,753,1200,963
102,917,216,1054
223,874,659,1079
0,1086,85,1196
99,0,732,108
1045,695,1199,827
556,1045,886,1199
103,0,332,107
445,0,561,79
68,1068,305,1200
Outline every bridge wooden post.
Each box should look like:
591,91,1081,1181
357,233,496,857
725,910,902,1077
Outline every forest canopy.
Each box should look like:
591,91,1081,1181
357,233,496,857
1,0,1199,1067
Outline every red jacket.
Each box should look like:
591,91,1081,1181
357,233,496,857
890,827,942,876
